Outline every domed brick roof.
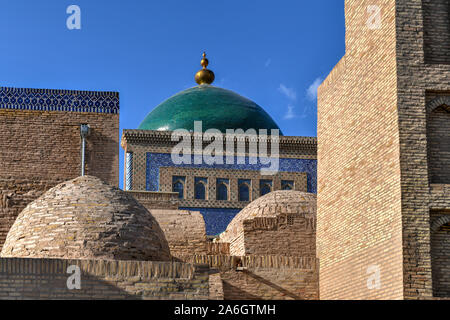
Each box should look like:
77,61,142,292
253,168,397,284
0,176,170,261
138,85,283,134
220,190,316,244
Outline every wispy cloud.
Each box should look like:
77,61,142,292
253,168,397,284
265,58,271,68
283,104,296,120
306,77,323,101
278,84,297,101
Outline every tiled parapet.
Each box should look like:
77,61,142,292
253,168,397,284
0,87,119,114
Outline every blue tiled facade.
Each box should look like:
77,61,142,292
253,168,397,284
179,207,241,236
146,152,317,235
0,87,119,114
146,153,317,193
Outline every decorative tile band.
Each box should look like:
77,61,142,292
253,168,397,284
146,153,317,194
0,87,119,114
125,152,133,191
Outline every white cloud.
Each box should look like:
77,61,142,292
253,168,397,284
283,104,296,120
278,84,297,101
306,77,323,101
265,58,271,68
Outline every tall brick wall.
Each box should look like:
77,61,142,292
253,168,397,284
422,0,450,64
317,0,404,299
0,89,120,251
395,0,450,299
318,0,450,300
0,258,209,300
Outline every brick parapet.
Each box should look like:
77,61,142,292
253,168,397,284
0,257,209,300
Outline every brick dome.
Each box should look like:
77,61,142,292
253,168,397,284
220,190,316,244
0,176,170,261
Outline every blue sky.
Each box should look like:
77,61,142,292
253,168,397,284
0,0,345,188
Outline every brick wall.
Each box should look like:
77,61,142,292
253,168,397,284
0,258,209,300
395,0,450,299
126,190,179,209
191,255,319,300
150,210,208,261
242,215,315,257
317,0,404,299
318,0,450,300
0,105,119,250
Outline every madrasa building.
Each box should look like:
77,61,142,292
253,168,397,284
0,0,448,300
121,52,317,236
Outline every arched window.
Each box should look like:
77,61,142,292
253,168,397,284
238,179,251,202
281,180,294,190
427,99,450,184
238,183,250,202
216,178,229,201
260,184,271,196
194,178,207,200
172,176,186,199
173,181,184,199
260,180,273,196
217,183,228,201
431,213,450,297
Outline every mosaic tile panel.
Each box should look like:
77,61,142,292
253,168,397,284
146,153,317,193
180,207,241,236
0,87,119,114
125,152,133,191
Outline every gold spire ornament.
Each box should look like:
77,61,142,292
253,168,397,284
195,52,215,85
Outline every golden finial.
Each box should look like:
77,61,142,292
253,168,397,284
195,52,215,85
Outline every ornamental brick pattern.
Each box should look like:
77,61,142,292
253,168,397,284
219,191,316,257
318,0,450,300
0,176,170,262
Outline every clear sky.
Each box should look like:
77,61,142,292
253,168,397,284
0,0,345,188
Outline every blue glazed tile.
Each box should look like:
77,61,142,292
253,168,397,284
146,153,317,193
180,207,241,235
0,87,119,114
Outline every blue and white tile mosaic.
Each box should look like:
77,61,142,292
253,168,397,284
179,207,241,236
146,153,317,193
125,152,133,191
0,87,119,114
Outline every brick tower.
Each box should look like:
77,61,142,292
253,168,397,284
317,0,450,299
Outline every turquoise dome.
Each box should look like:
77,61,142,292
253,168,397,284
138,85,283,135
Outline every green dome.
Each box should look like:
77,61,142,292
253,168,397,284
138,85,283,135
